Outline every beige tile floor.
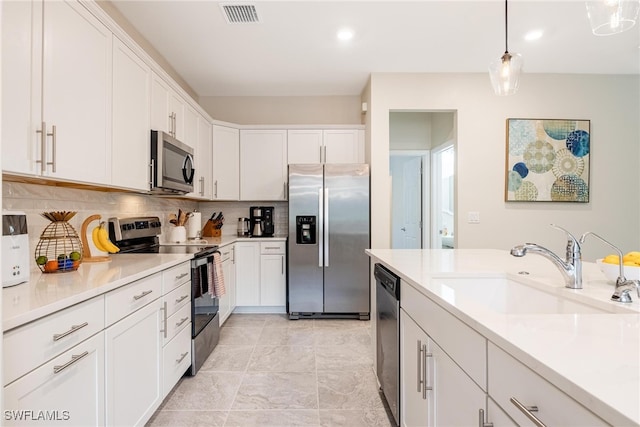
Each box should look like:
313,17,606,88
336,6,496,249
147,313,394,427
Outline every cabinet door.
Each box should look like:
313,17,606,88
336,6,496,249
190,115,212,199
150,73,171,134
218,246,233,325
105,298,162,427
234,242,260,306
4,332,105,426
323,129,363,164
240,130,287,201
287,129,322,164
42,0,112,184
431,338,486,427
169,91,185,141
260,254,286,306
112,37,150,192
400,310,431,427
1,0,42,175
212,125,240,200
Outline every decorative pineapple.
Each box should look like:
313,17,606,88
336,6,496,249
35,211,83,273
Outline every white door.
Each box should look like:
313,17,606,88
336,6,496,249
234,242,260,306
400,310,431,427
240,130,287,201
431,145,455,249
287,129,322,164
212,125,240,200
260,254,286,306
390,154,423,249
323,129,362,163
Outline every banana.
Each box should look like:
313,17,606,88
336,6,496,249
94,222,120,254
92,225,109,252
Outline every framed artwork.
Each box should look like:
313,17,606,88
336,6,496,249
505,118,590,202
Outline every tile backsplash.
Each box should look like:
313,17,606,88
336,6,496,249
2,182,288,270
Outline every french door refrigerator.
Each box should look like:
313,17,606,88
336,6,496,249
288,164,370,320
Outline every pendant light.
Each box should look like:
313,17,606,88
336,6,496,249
489,0,523,96
585,0,639,36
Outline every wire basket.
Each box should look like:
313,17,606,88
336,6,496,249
35,211,83,273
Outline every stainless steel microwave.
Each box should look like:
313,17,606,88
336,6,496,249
150,130,195,195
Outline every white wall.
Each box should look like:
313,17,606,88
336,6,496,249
367,73,640,261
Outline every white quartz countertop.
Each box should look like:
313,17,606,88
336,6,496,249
160,235,287,248
3,253,192,332
366,249,640,427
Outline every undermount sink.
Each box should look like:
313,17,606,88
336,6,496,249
433,277,611,315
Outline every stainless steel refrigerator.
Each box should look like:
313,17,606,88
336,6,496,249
288,164,370,320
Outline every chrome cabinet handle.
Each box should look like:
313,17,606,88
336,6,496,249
423,344,432,399
417,340,423,393
175,294,189,304
36,121,46,172
175,272,189,281
168,113,173,136
48,125,56,172
161,301,168,339
133,290,153,300
281,256,284,275
510,397,545,427
53,322,88,341
214,180,218,198
478,409,494,427
175,316,189,328
176,351,189,363
53,351,89,374
264,246,280,250
322,145,327,163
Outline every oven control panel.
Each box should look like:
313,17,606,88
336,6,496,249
108,216,162,242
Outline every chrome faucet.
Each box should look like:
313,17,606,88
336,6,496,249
580,231,640,303
510,224,582,289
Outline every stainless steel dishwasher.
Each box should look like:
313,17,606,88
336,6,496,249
375,263,400,426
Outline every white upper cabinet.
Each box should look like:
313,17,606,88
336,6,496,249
112,37,150,192
240,130,287,201
287,129,364,164
212,125,240,200
2,0,112,185
191,114,213,199
150,73,171,134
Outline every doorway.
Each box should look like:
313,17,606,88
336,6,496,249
389,111,456,250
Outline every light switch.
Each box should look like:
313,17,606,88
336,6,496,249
468,211,480,224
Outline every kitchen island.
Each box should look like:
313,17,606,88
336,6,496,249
367,249,640,426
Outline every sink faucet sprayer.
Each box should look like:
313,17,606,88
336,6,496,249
510,224,582,289
579,231,640,303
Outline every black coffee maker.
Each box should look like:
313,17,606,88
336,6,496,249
250,206,274,237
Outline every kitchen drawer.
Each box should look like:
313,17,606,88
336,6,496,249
260,241,286,254
4,332,105,426
163,322,191,398
162,261,191,294
3,296,104,386
219,245,234,262
163,301,191,345
488,342,608,427
105,273,161,327
401,280,487,390
164,281,191,318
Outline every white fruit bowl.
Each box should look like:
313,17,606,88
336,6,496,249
596,259,640,282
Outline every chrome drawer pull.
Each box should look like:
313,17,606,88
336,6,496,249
264,246,281,250
423,344,433,399
175,294,189,304
510,397,545,427
53,322,88,341
161,302,168,339
478,409,494,427
133,290,153,300
175,317,189,327
53,351,89,374
417,340,423,393
175,272,189,281
176,352,189,363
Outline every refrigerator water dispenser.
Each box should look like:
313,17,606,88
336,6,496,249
296,216,316,244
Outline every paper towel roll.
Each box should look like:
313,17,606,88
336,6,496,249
187,211,201,239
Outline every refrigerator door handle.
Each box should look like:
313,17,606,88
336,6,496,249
318,188,324,268
324,187,329,267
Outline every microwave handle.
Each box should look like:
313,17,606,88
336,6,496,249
182,154,195,185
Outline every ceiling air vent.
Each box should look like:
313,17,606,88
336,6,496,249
220,4,260,24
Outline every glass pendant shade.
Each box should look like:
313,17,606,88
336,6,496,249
489,52,523,96
586,0,639,35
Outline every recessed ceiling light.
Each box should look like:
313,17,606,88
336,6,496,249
337,28,354,41
524,29,544,41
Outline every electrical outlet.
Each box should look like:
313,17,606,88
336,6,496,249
468,211,480,224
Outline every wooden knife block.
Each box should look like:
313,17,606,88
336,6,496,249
202,220,221,237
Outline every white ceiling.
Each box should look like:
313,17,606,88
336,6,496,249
111,1,640,97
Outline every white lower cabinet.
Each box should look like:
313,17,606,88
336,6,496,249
218,244,236,325
400,309,485,427
105,294,163,426
235,241,287,310
4,332,105,426
487,342,608,427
